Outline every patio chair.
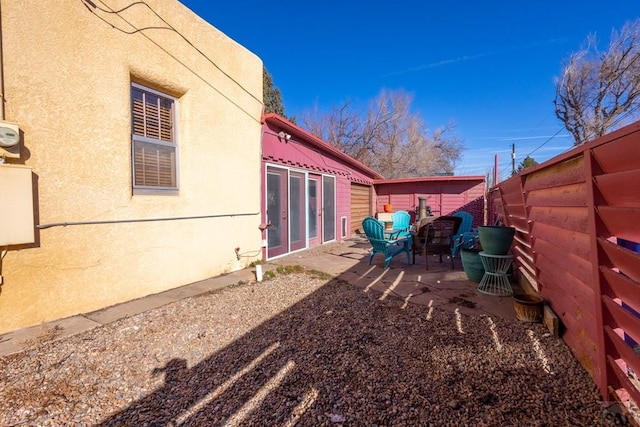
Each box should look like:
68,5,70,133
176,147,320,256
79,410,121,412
451,211,475,257
362,216,411,268
411,215,455,260
421,215,462,270
391,210,412,240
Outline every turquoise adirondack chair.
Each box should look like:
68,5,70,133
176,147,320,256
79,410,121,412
362,217,411,268
391,210,412,240
451,211,476,257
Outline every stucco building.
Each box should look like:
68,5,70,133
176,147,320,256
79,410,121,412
0,1,263,333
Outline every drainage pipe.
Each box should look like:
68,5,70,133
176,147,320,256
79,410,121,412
0,1,6,120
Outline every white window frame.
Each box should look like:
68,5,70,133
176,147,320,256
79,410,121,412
131,83,179,194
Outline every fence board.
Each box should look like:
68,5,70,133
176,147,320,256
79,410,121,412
601,268,640,315
501,188,524,206
603,296,640,348
537,252,595,311
592,127,640,174
530,222,591,260
556,314,599,376
599,237,640,283
523,157,585,192
605,327,640,406
598,207,640,242
605,326,638,371
506,216,528,233
503,204,526,220
498,176,521,194
565,333,599,377
528,206,590,234
525,182,588,207
595,169,640,208
538,241,593,286
606,354,640,408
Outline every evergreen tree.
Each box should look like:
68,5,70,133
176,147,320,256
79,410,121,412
263,67,285,117
513,156,539,176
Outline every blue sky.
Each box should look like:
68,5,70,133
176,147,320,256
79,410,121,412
180,1,638,179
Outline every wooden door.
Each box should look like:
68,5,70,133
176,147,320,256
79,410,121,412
350,183,371,235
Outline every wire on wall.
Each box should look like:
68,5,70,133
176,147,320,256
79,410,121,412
80,0,263,122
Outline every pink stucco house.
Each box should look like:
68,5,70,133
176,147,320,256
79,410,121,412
261,114,383,259
261,114,486,260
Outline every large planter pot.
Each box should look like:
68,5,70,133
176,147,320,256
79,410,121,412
478,226,516,255
513,293,544,323
461,248,485,283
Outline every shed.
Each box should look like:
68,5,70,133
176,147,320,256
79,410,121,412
374,176,486,227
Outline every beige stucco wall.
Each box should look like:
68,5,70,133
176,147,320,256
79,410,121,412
0,0,264,333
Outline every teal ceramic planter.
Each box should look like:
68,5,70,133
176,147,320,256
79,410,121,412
461,248,485,283
478,226,515,255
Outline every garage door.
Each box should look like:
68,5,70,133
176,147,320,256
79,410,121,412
350,183,371,235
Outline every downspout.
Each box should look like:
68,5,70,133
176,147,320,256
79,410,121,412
0,1,5,168
0,0,5,120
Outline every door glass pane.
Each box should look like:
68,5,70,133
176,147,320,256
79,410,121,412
290,175,302,243
267,172,281,247
290,172,307,251
323,176,336,241
308,179,317,238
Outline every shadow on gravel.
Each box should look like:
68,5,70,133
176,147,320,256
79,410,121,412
98,275,603,426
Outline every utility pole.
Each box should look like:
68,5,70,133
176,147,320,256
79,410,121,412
511,143,516,176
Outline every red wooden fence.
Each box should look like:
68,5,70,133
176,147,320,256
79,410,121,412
489,121,640,413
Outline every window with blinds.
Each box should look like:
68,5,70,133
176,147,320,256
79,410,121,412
131,84,177,191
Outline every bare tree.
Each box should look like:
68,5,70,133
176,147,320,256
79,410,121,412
301,89,462,178
555,18,640,144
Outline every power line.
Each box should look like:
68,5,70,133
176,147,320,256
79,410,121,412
522,126,567,159
80,0,263,123
84,0,262,105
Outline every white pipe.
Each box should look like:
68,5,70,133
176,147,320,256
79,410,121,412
0,1,5,120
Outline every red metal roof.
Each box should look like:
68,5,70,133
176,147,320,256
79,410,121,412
263,113,384,180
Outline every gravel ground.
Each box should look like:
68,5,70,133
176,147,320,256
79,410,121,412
0,270,607,426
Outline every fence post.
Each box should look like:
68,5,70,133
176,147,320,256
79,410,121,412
584,148,610,401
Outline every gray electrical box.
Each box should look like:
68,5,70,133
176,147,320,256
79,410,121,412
0,164,34,246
